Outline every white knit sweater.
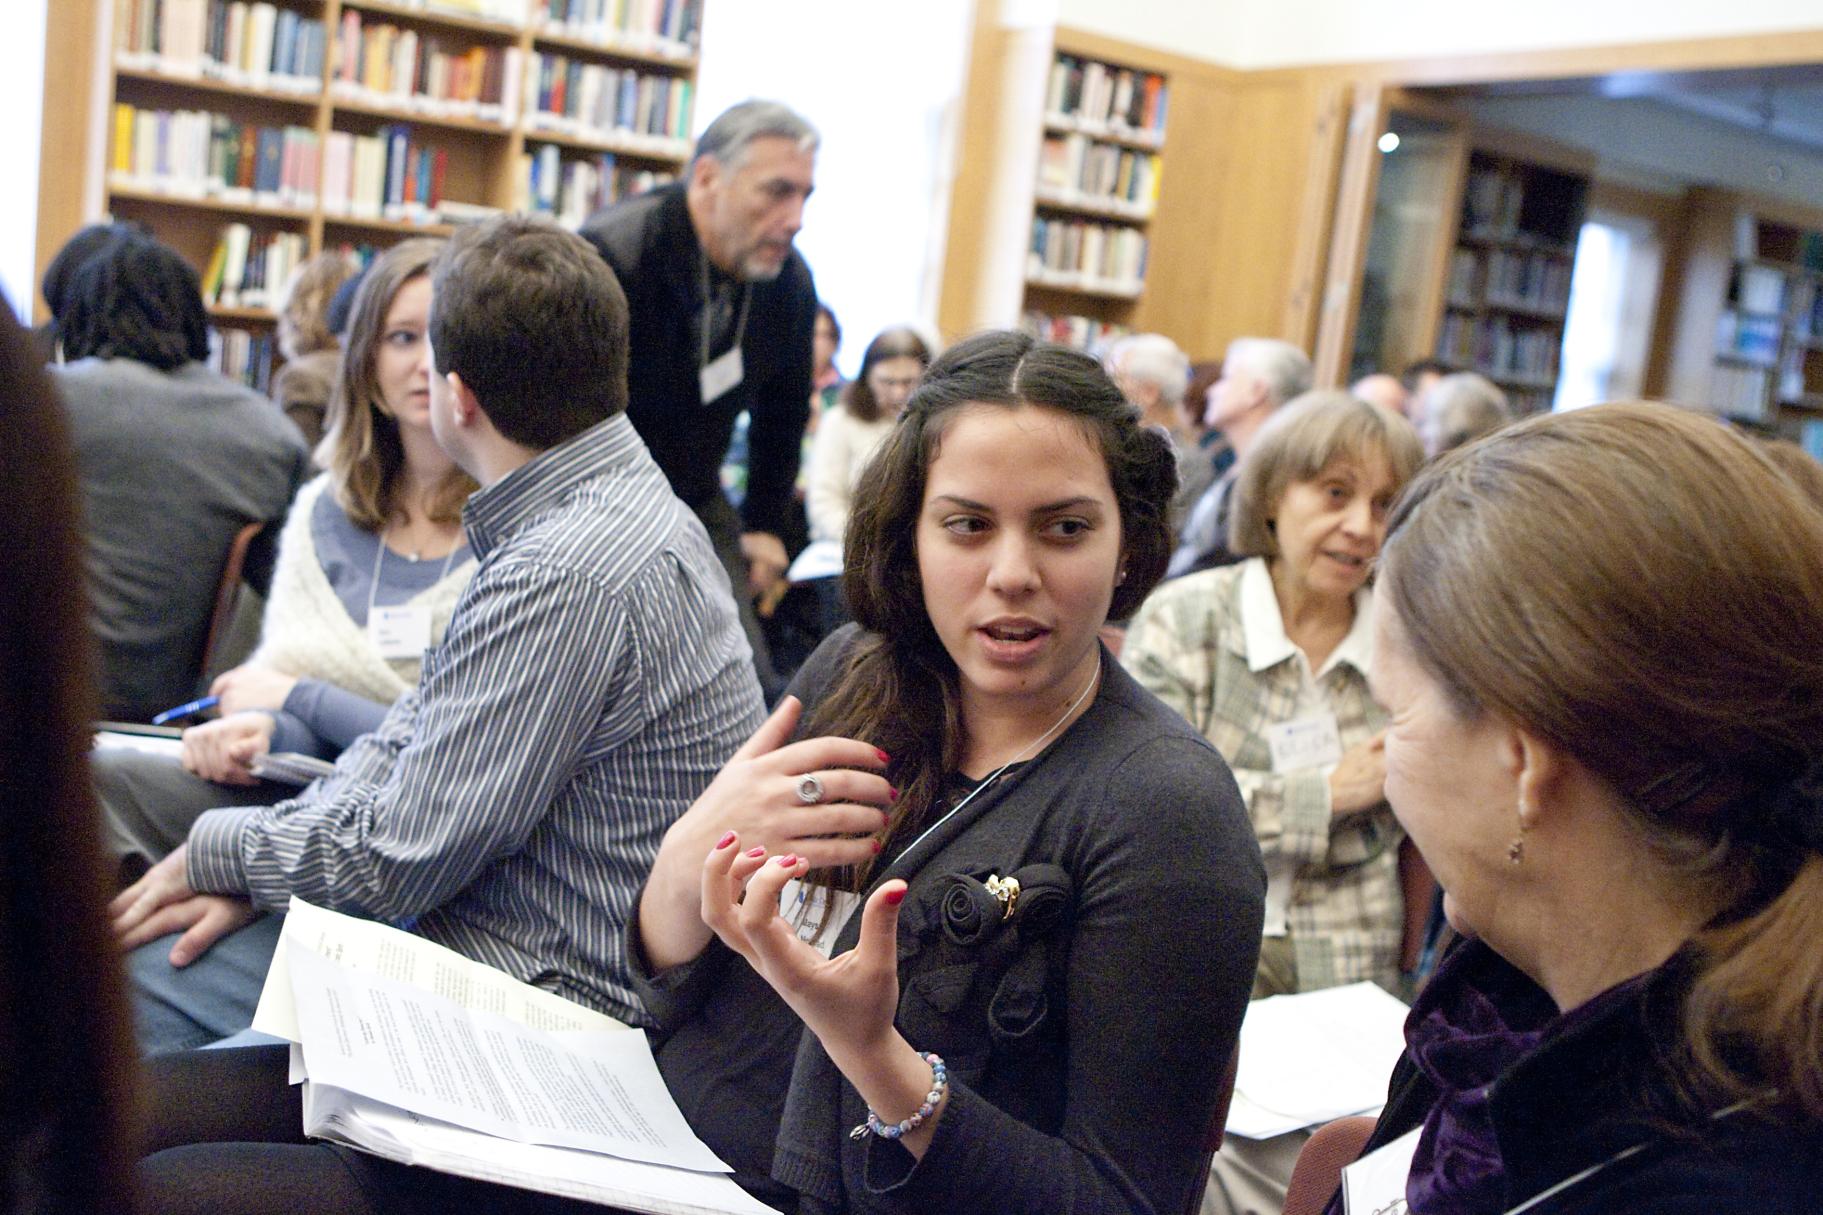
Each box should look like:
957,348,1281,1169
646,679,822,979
249,475,473,703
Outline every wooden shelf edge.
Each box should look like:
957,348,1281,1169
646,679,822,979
520,123,689,161
108,181,316,222
1032,190,1152,224
114,61,324,106
321,211,459,237
1040,113,1163,152
330,92,515,135
342,0,525,40
208,305,278,322
1024,273,1144,301
530,25,699,70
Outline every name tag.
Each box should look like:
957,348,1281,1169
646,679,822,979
778,878,861,959
369,603,433,660
700,346,744,404
1341,1126,1421,1215
1267,714,1345,774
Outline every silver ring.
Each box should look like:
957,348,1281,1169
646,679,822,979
794,773,826,805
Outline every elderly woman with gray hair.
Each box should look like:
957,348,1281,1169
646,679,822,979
1125,390,1424,998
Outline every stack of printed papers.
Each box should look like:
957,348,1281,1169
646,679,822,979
254,898,778,1214
1224,981,1411,1140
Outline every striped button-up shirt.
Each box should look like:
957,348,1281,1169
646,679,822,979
1123,557,1403,991
189,414,766,1022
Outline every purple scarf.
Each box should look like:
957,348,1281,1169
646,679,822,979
1402,947,1646,1213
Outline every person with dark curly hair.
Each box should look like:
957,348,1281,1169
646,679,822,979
50,230,308,722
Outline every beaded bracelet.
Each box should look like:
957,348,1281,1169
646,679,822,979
849,1051,948,1141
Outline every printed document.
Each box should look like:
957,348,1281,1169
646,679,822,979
1225,981,1410,1139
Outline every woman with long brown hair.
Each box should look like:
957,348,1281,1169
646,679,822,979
94,239,477,904
1344,402,1823,1212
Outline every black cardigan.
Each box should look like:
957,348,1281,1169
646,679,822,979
628,627,1266,1215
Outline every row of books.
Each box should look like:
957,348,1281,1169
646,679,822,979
1446,248,1573,316
210,325,276,392
111,104,320,208
532,0,702,56
519,145,670,226
1036,134,1160,219
1436,314,1562,385
1043,56,1168,142
524,54,692,149
401,0,530,24
322,125,449,222
332,11,520,120
204,225,307,309
116,0,324,92
1018,310,1131,353
1027,216,1148,294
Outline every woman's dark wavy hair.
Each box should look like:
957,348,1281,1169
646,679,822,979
805,330,1176,886
57,232,210,371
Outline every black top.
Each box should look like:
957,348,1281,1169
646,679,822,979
1343,937,1823,1214
627,625,1266,1214
579,183,816,538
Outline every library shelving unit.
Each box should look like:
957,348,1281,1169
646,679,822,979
101,0,701,388
1432,149,1587,415
1018,35,1167,351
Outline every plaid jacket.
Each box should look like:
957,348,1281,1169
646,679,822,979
1124,558,1404,991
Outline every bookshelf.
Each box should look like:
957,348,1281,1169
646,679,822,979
1432,149,1587,414
98,0,702,388
1018,41,1167,351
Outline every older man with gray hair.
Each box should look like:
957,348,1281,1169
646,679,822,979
1418,371,1511,458
1107,332,1218,525
1167,337,1313,577
581,99,820,697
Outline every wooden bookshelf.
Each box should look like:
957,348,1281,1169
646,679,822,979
90,0,702,388
1430,149,1588,414
1664,190,1823,430
1019,37,1168,349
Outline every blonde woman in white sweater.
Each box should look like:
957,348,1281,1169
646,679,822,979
95,240,478,871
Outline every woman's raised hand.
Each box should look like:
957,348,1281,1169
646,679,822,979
1329,730,1387,816
704,837,907,1056
637,696,892,970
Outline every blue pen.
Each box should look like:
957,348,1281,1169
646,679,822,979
150,694,220,725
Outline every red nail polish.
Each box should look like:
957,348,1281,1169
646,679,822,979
746,845,766,858
888,786,899,802
876,748,891,764
715,831,737,850
776,853,798,867
871,839,882,855
883,886,906,906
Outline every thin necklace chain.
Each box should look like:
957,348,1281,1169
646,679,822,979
891,660,1102,873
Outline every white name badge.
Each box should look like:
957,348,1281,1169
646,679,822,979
700,346,744,404
1266,714,1345,774
1341,1126,1421,1215
369,602,433,660
778,878,861,959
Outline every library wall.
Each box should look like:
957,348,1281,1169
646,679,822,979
1055,0,1823,69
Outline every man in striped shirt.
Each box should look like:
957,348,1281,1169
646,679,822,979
113,216,767,1052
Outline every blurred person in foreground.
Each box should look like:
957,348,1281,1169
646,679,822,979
0,299,139,1212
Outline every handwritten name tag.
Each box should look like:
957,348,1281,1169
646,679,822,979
1266,714,1344,774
